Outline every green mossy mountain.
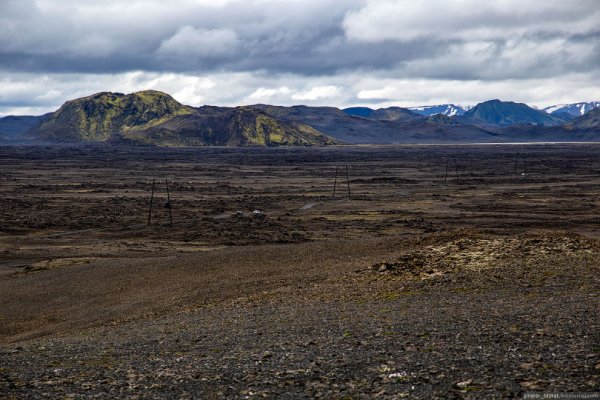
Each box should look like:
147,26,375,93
29,91,335,146
31,91,195,142
10,91,600,145
122,106,336,146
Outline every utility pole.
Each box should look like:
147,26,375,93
346,164,351,199
455,159,459,181
444,159,450,182
148,179,155,225
332,165,339,199
165,179,173,225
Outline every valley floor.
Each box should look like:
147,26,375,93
0,144,599,398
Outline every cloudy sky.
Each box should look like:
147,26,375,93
0,0,598,116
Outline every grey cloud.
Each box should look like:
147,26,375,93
0,0,598,81
0,0,598,115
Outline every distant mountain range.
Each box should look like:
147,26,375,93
15,91,335,146
352,102,600,120
460,99,567,127
543,102,600,119
407,104,470,117
566,107,600,130
0,92,599,146
0,114,51,142
342,106,420,121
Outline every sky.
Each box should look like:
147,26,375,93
0,0,599,116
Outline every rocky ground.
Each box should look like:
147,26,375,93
1,145,599,398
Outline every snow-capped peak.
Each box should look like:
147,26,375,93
543,102,600,117
408,104,469,117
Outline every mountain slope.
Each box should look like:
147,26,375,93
254,104,497,144
544,102,600,118
11,92,600,146
254,104,415,143
567,108,600,130
386,114,499,142
341,107,374,119
0,114,51,142
27,92,335,146
29,90,195,142
252,104,390,143
343,106,421,121
122,106,336,146
408,104,470,117
463,99,566,127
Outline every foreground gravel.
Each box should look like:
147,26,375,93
2,234,599,399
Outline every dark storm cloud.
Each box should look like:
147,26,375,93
1,0,596,79
0,0,361,74
0,0,598,115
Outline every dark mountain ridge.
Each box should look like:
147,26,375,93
0,114,52,143
21,91,335,146
2,93,600,146
461,99,566,127
343,106,421,122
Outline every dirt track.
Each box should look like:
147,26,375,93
1,144,599,398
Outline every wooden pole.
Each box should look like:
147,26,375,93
455,159,459,181
148,179,155,225
444,159,449,182
345,164,351,199
165,179,173,225
332,165,339,199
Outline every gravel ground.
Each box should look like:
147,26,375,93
1,231,599,399
2,145,600,398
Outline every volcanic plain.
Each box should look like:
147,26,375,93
1,144,599,399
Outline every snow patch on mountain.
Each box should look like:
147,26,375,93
408,104,470,117
543,102,600,117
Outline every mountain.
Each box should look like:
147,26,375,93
343,106,421,121
122,106,336,146
489,107,600,142
386,114,499,142
408,104,470,117
0,114,51,142
567,107,600,130
28,90,195,142
5,92,600,146
543,102,600,118
252,104,399,143
341,107,374,119
255,104,497,144
254,104,423,143
462,99,566,127
26,91,335,146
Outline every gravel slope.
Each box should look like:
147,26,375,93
1,231,599,399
